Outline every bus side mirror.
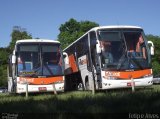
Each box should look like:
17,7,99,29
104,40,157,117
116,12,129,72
12,55,16,64
96,43,101,54
63,52,69,65
148,41,154,55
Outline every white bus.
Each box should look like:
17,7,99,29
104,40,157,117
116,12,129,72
8,39,64,93
63,26,154,91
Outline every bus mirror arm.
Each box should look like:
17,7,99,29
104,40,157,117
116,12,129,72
12,55,16,64
63,52,69,64
150,46,154,55
148,41,154,55
96,43,101,54
96,63,99,66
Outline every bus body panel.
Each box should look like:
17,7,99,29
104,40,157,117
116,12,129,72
17,76,63,85
68,54,78,73
101,69,152,80
8,76,64,93
16,79,64,93
8,77,13,92
101,69,153,89
102,76,153,89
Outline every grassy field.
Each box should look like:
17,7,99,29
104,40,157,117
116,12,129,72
0,85,160,118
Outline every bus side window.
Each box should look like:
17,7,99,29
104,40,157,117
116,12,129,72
76,35,88,58
90,31,97,68
136,34,147,59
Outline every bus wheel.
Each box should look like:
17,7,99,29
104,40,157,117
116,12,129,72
77,83,83,90
85,81,89,90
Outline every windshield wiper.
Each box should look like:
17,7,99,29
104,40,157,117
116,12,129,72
117,53,126,70
44,64,54,76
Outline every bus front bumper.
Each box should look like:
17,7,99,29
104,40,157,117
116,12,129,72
101,76,153,90
16,82,64,93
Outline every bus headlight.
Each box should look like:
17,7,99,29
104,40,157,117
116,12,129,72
54,80,64,84
108,76,117,80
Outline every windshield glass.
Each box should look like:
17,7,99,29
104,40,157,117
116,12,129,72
98,29,151,71
17,43,63,77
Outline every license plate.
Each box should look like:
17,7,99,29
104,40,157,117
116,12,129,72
38,87,47,91
127,82,135,86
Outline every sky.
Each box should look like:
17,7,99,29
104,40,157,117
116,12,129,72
0,0,160,47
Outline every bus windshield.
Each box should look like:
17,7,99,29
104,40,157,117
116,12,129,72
98,30,151,71
17,43,63,77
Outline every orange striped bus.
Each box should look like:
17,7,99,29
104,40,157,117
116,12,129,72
63,26,154,91
8,39,64,93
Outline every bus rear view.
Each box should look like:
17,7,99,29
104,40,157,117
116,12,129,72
8,39,64,93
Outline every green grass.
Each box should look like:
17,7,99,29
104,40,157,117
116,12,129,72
0,85,160,114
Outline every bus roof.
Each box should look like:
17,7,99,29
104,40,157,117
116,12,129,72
64,25,143,51
16,39,60,44
90,25,142,31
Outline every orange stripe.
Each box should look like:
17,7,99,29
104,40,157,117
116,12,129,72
119,69,152,79
104,69,152,79
68,54,78,73
18,76,63,85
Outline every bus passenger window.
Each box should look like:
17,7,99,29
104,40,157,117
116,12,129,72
100,41,113,64
136,35,147,59
124,33,147,59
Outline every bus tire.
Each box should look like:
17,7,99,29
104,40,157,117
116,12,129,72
85,77,89,90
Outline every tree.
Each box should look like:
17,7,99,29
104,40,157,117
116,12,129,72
58,18,99,49
0,48,8,65
0,26,32,87
0,48,8,87
8,26,32,51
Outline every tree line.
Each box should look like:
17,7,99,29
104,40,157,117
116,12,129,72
0,26,32,87
0,18,160,86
